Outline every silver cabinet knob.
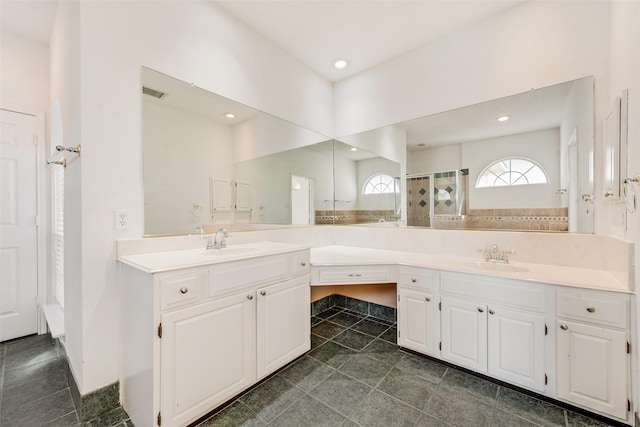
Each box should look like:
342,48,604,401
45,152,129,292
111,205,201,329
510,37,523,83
425,296,431,302
489,309,495,315
560,324,568,330
247,295,253,300
348,274,362,277
477,307,484,313
260,290,267,296
586,306,596,313
604,191,614,197
301,262,306,267
411,278,417,283
180,287,188,294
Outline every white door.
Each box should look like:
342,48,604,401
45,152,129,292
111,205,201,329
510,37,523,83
557,320,628,419
0,109,38,342
256,277,310,379
291,175,312,225
488,307,545,391
160,292,256,427
441,297,487,373
398,289,436,355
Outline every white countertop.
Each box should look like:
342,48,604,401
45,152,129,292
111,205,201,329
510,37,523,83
118,241,309,274
311,245,632,293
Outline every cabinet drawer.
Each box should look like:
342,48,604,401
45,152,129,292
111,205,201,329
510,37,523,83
291,251,310,276
209,254,289,297
315,265,395,285
399,267,438,291
158,269,206,311
557,291,628,328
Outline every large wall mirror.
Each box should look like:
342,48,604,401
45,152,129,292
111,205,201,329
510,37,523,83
340,76,594,233
142,67,400,236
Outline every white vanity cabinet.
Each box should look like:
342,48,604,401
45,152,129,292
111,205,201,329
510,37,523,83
439,273,547,392
256,276,310,379
120,249,310,427
160,291,256,427
556,289,631,419
397,266,439,356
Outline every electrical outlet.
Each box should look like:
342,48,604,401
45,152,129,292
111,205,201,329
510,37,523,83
115,210,130,230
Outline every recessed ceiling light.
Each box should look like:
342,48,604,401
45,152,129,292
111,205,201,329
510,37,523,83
497,115,510,122
333,59,349,70
350,147,358,152
224,112,236,119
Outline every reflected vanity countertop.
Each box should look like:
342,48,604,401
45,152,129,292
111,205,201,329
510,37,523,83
118,241,310,274
310,245,631,293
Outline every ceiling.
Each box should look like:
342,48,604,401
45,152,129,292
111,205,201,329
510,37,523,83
214,0,524,82
2,0,523,82
401,78,576,150
0,0,58,44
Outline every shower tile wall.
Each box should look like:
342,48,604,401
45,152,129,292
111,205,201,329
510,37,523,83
407,177,430,227
433,171,461,215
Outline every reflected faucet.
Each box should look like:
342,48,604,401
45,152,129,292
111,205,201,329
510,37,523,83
483,244,511,264
213,228,228,249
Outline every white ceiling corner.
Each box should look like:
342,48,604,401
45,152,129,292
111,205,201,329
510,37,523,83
213,0,525,82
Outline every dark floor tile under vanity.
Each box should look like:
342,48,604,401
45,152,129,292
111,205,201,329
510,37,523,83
0,334,131,427
0,298,625,427
198,298,622,427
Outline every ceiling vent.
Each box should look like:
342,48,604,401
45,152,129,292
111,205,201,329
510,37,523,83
142,86,166,99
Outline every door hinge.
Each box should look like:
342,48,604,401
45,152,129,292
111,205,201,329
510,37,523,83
438,302,441,311
157,411,162,426
545,374,548,385
157,323,162,338
628,399,631,412
627,341,631,354
545,324,548,336
439,342,442,351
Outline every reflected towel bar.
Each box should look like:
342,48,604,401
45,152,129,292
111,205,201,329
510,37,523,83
47,158,66,168
56,144,81,157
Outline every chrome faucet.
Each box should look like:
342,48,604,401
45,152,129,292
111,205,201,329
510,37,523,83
213,228,228,249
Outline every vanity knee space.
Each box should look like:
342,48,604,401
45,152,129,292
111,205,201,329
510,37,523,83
396,265,633,423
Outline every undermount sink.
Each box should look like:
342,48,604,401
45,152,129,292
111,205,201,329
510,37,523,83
200,247,256,257
461,261,529,273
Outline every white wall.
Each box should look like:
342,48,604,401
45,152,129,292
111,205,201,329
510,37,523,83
49,0,83,389
233,115,330,163
408,145,461,176
607,0,640,412
50,0,333,394
143,101,234,235
0,30,49,112
234,147,335,223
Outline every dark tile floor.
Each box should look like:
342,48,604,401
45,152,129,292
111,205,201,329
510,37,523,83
198,306,618,427
0,308,620,427
0,333,131,426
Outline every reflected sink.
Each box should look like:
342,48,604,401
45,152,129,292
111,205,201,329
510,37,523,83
200,247,256,257
461,261,529,273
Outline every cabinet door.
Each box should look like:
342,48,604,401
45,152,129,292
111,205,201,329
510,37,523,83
257,276,310,379
441,297,487,373
160,292,256,427
557,320,628,419
398,289,436,355
488,307,545,391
